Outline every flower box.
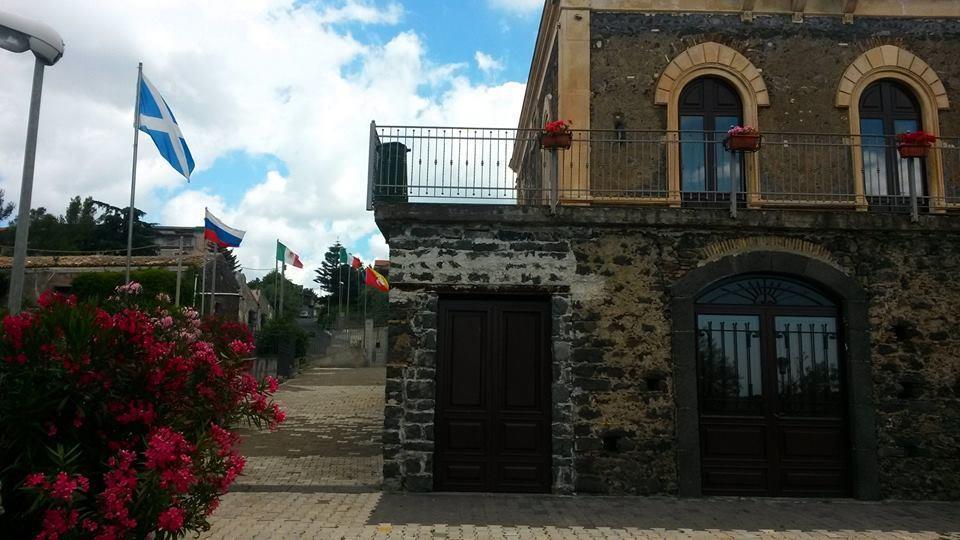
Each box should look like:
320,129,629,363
540,132,572,149
897,144,930,159
895,131,936,158
725,134,762,152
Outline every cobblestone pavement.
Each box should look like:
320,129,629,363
203,361,960,540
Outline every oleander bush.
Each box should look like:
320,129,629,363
0,283,285,539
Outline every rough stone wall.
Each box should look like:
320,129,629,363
378,205,960,500
590,13,960,136
380,218,580,493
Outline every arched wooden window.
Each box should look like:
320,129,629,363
859,80,926,206
679,77,745,203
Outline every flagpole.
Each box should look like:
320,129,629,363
174,235,183,306
338,252,343,316
274,241,279,317
125,62,143,284
280,263,285,317
200,240,208,314
346,263,352,323
210,243,217,316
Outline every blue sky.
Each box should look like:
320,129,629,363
0,0,543,288
190,2,538,210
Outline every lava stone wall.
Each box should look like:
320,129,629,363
377,204,960,500
589,13,960,136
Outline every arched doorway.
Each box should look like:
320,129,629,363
669,251,879,500
679,76,745,204
695,274,848,497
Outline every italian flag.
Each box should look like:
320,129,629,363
276,240,304,268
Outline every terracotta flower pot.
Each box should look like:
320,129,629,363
540,132,572,149
897,144,930,159
725,134,762,152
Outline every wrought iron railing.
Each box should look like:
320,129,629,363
366,123,960,221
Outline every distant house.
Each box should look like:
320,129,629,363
0,254,203,303
153,226,206,257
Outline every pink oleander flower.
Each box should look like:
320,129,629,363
24,472,47,488
157,506,185,532
36,508,79,540
228,339,254,356
114,281,143,295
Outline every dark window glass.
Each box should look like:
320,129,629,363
679,77,745,200
858,80,926,202
697,314,763,414
775,316,842,416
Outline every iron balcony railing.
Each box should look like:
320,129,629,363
365,123,960,221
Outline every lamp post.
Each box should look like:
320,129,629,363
0,10,64,314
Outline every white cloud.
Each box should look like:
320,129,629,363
0,1,526,292
318,0,403,25
474,51,504,74
487,0,543,16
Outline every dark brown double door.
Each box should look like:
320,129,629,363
435,298,552,492
696,275,850,497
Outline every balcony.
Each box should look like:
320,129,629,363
365,123,960,221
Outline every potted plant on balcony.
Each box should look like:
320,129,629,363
896,130,937,158
724,125,762,152
541,119,573,149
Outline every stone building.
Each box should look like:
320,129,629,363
370,0,960,500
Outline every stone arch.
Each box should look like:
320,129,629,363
655,43,769,206
655,42,770,112
836,45,949,110
668,250,879,499
837,45,950,210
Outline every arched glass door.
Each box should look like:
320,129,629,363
679,77,745,204
859,80,926,207
695,274,849,497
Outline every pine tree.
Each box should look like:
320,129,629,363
0,189,14,223
221,248,241,272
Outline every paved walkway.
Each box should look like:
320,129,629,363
202,358,960,540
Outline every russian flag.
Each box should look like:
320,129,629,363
204,209,245,248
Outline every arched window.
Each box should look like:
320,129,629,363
679,77,745,203
859,80,925,206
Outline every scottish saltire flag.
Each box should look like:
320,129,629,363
138,74,195,179
204,209,245,248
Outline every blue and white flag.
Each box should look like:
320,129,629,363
138,74,195,179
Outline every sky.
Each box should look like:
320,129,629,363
0,0,543,290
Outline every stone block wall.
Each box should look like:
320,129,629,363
377,204,960,499
589,13,960,136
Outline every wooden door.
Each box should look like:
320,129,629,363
696,275,850,497
434,298,552,492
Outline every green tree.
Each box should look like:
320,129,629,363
313,242,367,322
249,270,304,319
0,196,158,254
221,248,241,272
0,189,15,223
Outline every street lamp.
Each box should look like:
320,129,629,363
0,10,64,314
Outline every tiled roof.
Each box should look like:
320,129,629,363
0,254,206,269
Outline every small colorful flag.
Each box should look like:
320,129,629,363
338,247,348,265
351,255,362,269
365,266,389,292
276,241,304,269
204,209,245,248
